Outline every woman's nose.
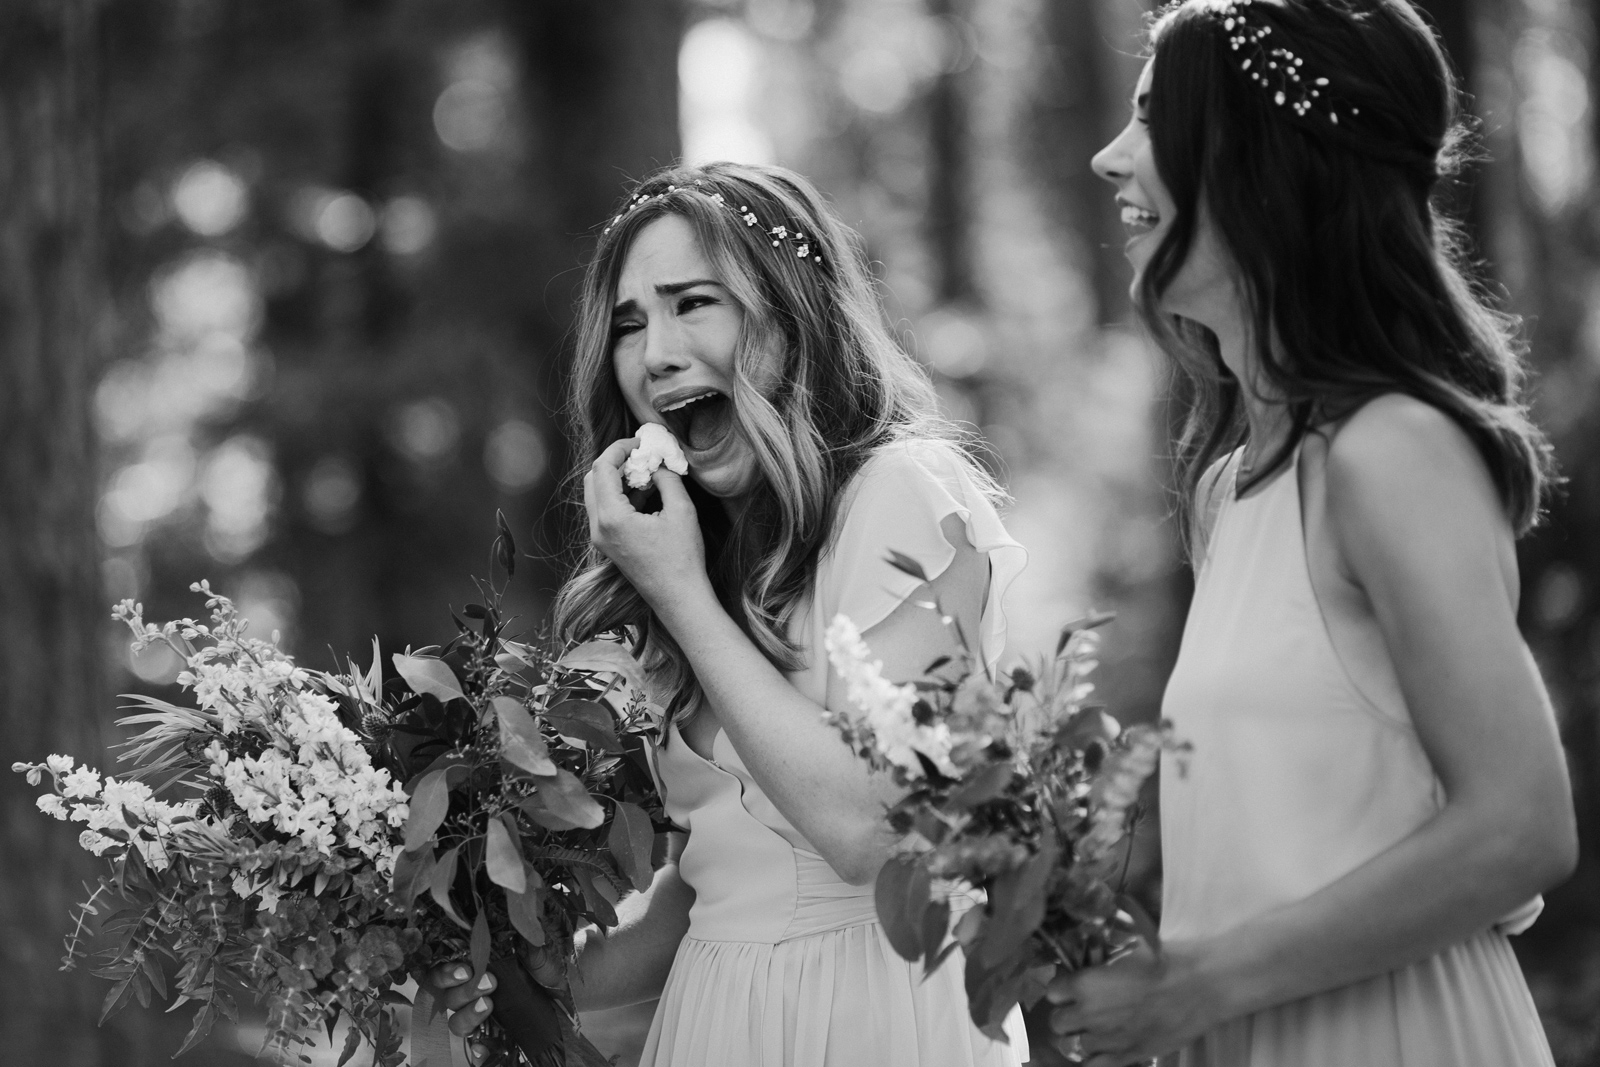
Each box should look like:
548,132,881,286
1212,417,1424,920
1091,126,1133,185
642,319,692,378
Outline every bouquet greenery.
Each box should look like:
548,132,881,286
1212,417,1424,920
14,522,665,1067
822,552,1183,1041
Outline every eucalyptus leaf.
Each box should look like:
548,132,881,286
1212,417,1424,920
428,846,468,928
559,640,648,696
608,801,655,892
506,881,546,947
393,653,467,704
469,908,490,981
518,769,604,831
494,697,556,776
486,815,526,894
403,769,451,853
873,855,930,961
545,699,624,753
976,834,1058,969
573,868,619,926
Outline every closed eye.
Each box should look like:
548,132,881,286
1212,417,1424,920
677,294,715,314
611,319,643,341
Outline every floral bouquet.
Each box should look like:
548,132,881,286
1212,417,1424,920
823,552,1182,1042
14,521,665,1067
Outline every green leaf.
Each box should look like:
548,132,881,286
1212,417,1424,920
920,897,952,977
486,815,526,894
518,769,604,831
403,770,451,853
544,700,625,753
608,801,655,893
493,697,557,776
873,855,930,962
469,909,490,981
336,1025,363,1067
559,640,648,696
976,835,1058,970
506,881,546,947
946,761,1015,811
174,1002,218,1058
392,846,436,904
428,846,468,929
495,510,517,577
573,869,619,926
393,654,467,704
885,549,930,582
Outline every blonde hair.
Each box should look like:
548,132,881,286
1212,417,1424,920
553,161,996,724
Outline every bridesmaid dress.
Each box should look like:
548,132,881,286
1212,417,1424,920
637,439,1030,1067
1160,446,1554,1067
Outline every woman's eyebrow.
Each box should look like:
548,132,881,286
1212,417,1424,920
613,279,724,317
655,279,721,296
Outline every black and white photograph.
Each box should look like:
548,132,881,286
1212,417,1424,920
2,0,1598,1064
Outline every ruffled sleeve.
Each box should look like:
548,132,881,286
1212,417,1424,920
815,439,1027,675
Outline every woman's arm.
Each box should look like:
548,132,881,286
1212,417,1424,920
583,444,988,886
1051,396,1578,1065
423,845,696,1047
568,857,695,1011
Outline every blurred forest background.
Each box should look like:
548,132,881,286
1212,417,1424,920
1,0,1597,1063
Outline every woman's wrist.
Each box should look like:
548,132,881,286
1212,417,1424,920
1168,933,1269,1027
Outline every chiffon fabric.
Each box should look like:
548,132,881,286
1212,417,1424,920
1160,446,1554,1067
637,440,1030,1067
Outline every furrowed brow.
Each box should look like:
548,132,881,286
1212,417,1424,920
655,279,721,297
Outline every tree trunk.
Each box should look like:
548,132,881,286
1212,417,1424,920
0,2,112,1065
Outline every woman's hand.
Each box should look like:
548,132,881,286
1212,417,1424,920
1045,945,1221,1067
419,961,499,1065
583,436,711,614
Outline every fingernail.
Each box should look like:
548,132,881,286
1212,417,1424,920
474,997,489,1012
452,965,470,981
470,1046,488,1063
477,974,495,991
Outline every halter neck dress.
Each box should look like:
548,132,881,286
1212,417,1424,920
1160,446,1554,1067
637,440,1030,1067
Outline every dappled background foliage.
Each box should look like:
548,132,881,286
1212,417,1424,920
2,0,1598,1063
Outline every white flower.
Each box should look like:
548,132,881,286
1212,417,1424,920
78,830,118,856
824,614,957,778
61,766,101,799
46,754,74,775
36,795,68,820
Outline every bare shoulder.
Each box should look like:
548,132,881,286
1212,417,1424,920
1322,394,1511,577
1324,394,1498,512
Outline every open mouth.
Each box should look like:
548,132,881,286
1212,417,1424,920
657,390,735,454
1119,200,1160,237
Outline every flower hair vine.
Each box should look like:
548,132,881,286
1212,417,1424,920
1213,0,1358,125
603,181,824,266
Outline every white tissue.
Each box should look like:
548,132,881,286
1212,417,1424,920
622,423,689,489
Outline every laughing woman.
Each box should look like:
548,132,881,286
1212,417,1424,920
436,162,1029,1066
1046,2,1577,1065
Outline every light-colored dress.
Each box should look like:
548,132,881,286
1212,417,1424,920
1160,446,1554,1067
638,439,1031,1067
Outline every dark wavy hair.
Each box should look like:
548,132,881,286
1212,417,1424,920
1139,0,1554,546
552,161,986,724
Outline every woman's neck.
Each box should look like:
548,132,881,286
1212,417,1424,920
1211,309,1290,465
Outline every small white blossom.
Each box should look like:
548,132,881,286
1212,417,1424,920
36,795,67,820
61,766,101,799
